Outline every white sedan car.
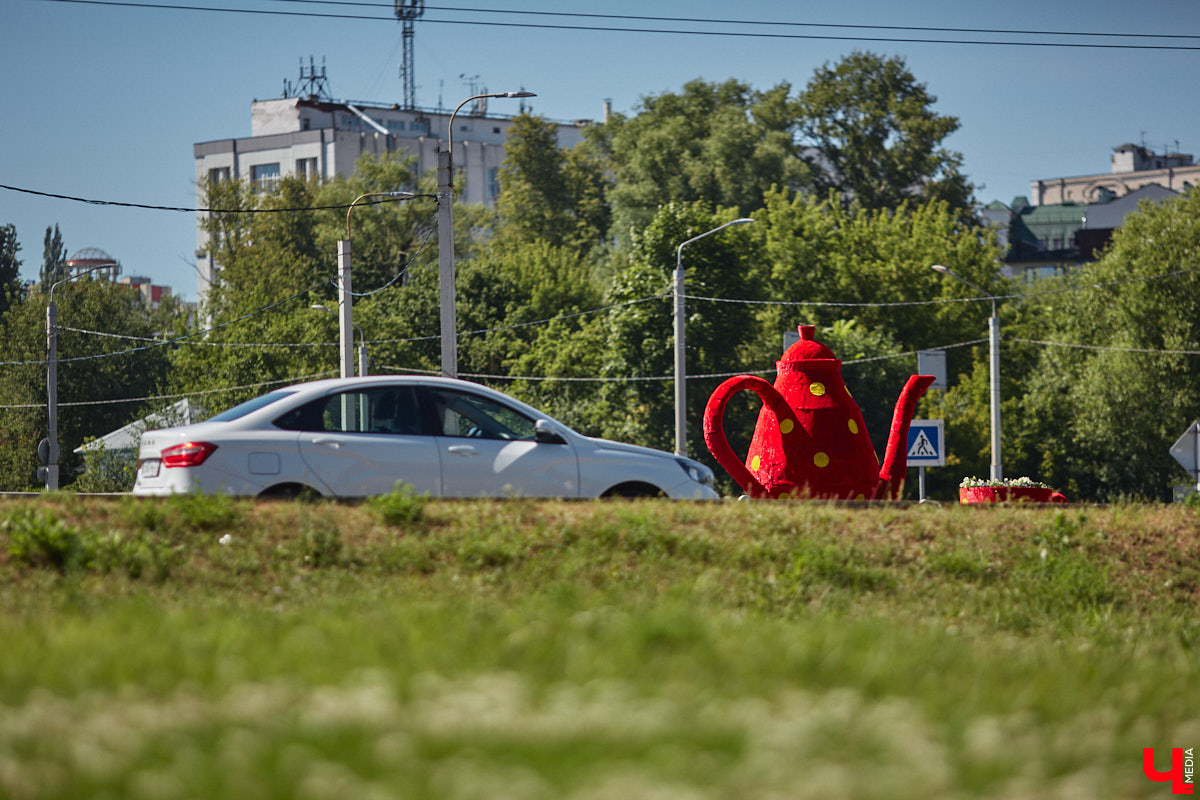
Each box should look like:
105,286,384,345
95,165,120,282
133,376,718,500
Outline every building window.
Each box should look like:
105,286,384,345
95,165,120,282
208,167,231,185
295,157,318,180
488,167,501,200
251,163,281,192
1051,237,1062,251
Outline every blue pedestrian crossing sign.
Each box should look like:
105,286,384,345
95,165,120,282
906,420,945,467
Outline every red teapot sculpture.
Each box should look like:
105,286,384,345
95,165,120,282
703,325,935,500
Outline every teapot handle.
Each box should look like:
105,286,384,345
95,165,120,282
703,375,795,497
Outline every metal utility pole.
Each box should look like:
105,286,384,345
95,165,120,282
932,264,1003,481
437,90,535,379
337,239,353,379
674,218,755,457
437,147,456,378
43,264,114,490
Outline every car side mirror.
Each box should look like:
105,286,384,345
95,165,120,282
534,419,566,445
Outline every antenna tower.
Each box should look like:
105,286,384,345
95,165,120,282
394,0,425,109
284,56,332,101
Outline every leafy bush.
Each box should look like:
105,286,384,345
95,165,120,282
371,482,428,528
3,508,94,572
72,441,138,493
300,518,343,568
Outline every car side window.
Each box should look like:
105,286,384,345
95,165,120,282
275,387,424,435
425,388,536,440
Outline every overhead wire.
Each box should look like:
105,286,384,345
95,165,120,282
276,1,1200,43
0,371,338,409
37,0,1200,51
0,182,435,214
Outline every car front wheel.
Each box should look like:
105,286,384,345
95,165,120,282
600,482,666,499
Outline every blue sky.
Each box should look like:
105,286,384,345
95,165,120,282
4,0,1200,302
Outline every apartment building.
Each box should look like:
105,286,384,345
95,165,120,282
988,144,1192,281
193,94,588,305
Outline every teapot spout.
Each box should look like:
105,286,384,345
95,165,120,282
876,375,936,500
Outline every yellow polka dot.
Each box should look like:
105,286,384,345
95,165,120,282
751,455,760,472
847,419,859,435
814,452,830,468
780,418,794,434
809,382,826,397
855,493,866,501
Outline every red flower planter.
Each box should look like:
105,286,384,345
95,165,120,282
959,486,1068,504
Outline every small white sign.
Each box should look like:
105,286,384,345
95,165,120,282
917,350,948,391
906,420,945,467
1170,420,1200,474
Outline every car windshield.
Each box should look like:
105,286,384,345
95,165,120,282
207,390,298,422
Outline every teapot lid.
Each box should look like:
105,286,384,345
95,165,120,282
781,325,838,364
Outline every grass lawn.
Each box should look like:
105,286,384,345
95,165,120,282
1,493,1198,799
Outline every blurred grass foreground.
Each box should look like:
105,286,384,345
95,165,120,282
1,493,1198,799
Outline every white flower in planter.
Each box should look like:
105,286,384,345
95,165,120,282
959,476,1051,489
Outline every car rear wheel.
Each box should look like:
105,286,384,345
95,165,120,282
258,483,322,501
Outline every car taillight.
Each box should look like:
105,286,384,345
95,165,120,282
161,442,217,468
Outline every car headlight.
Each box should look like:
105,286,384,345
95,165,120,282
676,458,715,488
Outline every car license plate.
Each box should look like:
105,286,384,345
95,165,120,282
140,459,161,479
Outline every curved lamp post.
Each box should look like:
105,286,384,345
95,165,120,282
438,90,535,378
336,191,413,379
43,264,116,490
931,264,1002,480
674,218,755,457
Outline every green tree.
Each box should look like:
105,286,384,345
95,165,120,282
796,51,973,212
600,202,763,458
495,113,610,252
0,281,176,490
177,152,470,412
40,224,67,291
595,79,811,239
756,189,1002,355
0,223,21,317
1009,189,1200,500
174,173,332,412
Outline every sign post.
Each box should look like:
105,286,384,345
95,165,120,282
1170,420,1200,497
906,419,945,502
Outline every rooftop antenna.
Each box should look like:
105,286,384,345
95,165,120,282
459,74,486,115
285,56,332,101
394,0,424,109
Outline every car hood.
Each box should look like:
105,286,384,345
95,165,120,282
578,435,683,462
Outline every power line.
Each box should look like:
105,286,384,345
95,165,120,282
38,0,1200,51
685,265,1200,308
302,2,1200,43
4,331,1197,411
0,371,337,409
0,280,330,366
0,182,435,214
1010,337,1200,356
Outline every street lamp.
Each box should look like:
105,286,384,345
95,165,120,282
438,90,536,378
337,191,413,379
674,218,755,457
42,264,115,490
931,264,1002,481
311,304,367,376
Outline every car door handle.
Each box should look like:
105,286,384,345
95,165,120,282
447,445,479,456
311,438,342,448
